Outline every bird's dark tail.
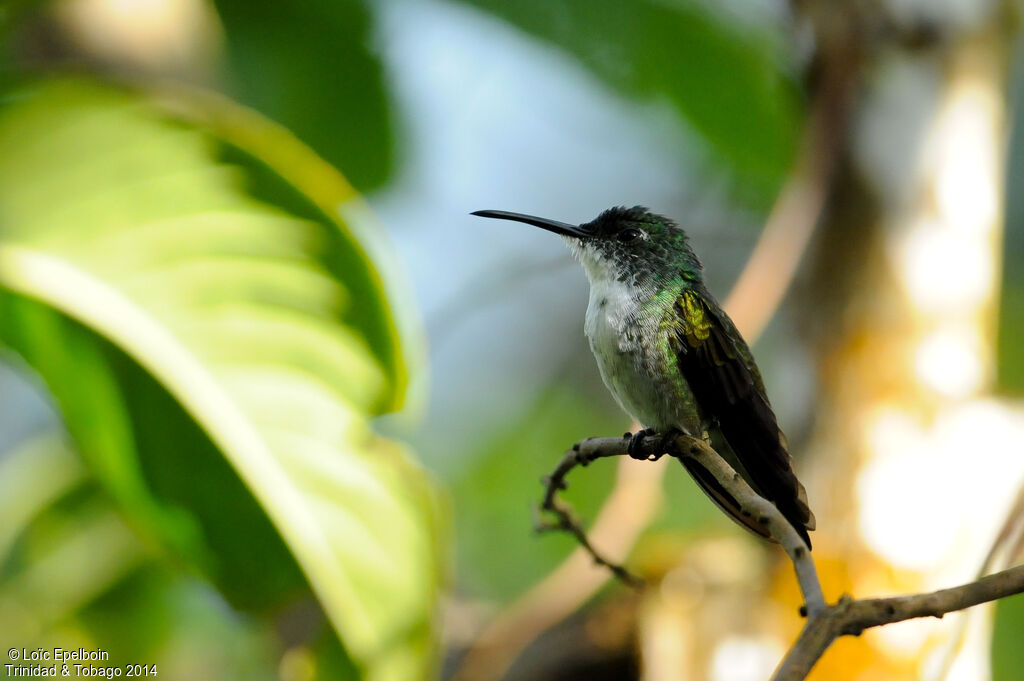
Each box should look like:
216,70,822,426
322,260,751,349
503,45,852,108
691,430,814,548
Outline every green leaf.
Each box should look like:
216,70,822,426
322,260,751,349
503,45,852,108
0,79,441,681
457,0,803,204
0,434,299,680
0,432,86,561
210,0,394,192
0,434,148,640
992,592,1024,681
151,84,419,411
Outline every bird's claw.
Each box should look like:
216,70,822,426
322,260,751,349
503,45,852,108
627,428,660,460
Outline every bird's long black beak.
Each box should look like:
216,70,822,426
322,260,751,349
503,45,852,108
471,209,592,238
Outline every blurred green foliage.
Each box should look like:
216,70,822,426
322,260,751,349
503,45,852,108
452,387,619,601
211,0,394,192
992,593,1024,681
999,283,1024,393
0,80,440,681
998,133,1024,394
455,0,803,206
0,436,322,680
998,44,1024,395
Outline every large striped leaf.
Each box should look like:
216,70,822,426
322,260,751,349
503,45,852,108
0,80,440,681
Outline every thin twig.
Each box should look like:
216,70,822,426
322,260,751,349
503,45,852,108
450,453,665,681
534,435,646,587
771,565,1024,681
535,432,826,615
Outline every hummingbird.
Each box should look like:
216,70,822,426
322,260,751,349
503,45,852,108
472,206,815,548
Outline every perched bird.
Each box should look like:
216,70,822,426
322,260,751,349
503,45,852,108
472,206,815,547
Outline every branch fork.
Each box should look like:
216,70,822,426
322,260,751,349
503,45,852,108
536,430,1024,680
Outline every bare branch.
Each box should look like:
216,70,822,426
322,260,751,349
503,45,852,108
658,433,825,616
772,565,1024,681
534,432,826,615
534,435,646,587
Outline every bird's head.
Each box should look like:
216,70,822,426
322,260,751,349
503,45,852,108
472,205,701,287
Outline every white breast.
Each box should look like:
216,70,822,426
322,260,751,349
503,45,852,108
583,276,658,423
581,273,699,433
572,241,698,432
584,276,637,350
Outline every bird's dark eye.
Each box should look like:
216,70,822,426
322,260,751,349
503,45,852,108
618,228,642,242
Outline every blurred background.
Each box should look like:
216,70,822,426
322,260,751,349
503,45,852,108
0,0,1023,680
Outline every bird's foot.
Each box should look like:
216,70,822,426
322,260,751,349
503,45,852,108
627,428,663,461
